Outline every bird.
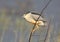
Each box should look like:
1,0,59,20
22,11,47,32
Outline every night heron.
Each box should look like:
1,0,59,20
22,11,47,32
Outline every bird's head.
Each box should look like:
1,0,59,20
22,11,31,19
22,14,26,19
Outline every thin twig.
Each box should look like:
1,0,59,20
28,0,52,42
44,15,54,42
44,18,51,42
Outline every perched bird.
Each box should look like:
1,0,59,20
22,11,47,32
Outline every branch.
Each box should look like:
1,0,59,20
28,0,52,42
44,18,51,42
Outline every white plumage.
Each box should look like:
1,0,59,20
22,12,47,32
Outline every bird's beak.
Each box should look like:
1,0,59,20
22,14,25,18
22,14,26,19
22,15,25,19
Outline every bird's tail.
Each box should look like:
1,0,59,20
37,21,47,26
32,21,47,32
37,21,44,26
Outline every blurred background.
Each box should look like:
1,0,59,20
0,0,60,42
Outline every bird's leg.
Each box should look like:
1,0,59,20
31,21,42,32
32,25,39,32
35,21,40,27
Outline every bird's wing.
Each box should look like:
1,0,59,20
31,12,41,15
25,14,36,24
31,14,44,21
